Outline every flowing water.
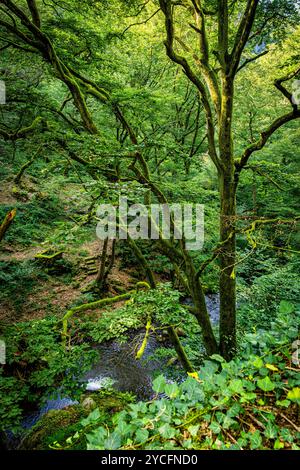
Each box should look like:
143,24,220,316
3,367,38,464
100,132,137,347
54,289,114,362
7,293,220,445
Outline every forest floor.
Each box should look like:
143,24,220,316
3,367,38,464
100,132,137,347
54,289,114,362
0,176,145,324
0,241,139,323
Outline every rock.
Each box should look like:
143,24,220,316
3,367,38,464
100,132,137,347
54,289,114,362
19,390,131,450
19,406,84,450
81,397,97,411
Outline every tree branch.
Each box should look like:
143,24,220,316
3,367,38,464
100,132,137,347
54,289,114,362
26,0,41,28
159,0,221,170
230,0,259,76
237,49,269,74
237,109,300,171
122,8,160,35
0,116,45,141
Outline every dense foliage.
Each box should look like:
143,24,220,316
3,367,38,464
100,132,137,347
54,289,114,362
0,0,299,452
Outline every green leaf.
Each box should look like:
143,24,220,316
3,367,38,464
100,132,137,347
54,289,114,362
223,416,236,430
116,420,134,437
209,421,221,434
257,376,276,392
275,399,290,408
240,392,257,403
210,354,226,363
135,428,149,444
158,423,176,439
287,387,300,404
249,430,262,450
81,408,101,427
86,427,107,450
152,375,167,394
104,431,122,450
164,383,179,398
279,301,294,315
229,379,244,395
187,425,200,437
237,437,248,448
274,439,285,450
252,357,264,368
227,402,242,417
264,422,278,439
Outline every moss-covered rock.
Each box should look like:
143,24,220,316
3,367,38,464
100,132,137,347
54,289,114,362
19,390,134,450
20,406,84,450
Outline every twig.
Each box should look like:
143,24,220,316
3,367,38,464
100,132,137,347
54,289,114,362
223,429,243,450
122,8,160,35
247,412,266,430
280,413,300,432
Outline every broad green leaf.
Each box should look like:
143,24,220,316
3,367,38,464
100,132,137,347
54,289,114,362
104,431,122,450
152,375,167,394
135,428,149,444
158,423,176,439
274,439,285,450
240,392,257,403
264,422,278,439
276,399,290,408
210,354,226,363
223,416,236,430
252,357,264,368
209,421,221,434
187,425,200,437
81,408,101,427
257,376,276,392
229,379,244,395
287,387,300,404
279,301,294,315
227,402,242,417
249,430,262,449
164,383,179,398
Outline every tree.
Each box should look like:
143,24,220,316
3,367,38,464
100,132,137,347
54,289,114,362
0,0,299,362
158,0,300,358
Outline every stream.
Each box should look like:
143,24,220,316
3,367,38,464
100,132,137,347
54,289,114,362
7,294,220,446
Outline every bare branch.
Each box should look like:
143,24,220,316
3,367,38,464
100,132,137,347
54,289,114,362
237,109,300,171
159,0,221,170
122,8,160,35
237,49,269,74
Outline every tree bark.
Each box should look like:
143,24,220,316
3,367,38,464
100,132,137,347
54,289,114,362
183,251,219,355
167,326,194,372
218,77,237,359
0,208,17,242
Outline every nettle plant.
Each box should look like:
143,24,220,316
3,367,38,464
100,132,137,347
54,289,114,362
52,303,299,451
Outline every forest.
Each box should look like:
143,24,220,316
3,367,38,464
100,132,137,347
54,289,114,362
0,0,299,453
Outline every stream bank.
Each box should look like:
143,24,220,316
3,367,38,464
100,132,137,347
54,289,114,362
5,293,220,449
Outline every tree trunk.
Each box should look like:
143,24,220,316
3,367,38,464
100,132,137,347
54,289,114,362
219,76,237,360
127,236,156,288
219,173,237,359
184,252,219,355
167,326,194,372
96,238,108,288
0,209,17,242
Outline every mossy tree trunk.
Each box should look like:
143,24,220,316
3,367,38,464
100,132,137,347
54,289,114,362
0,208,17,243
3,0,299,362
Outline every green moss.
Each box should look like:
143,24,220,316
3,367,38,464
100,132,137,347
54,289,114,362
20,390,135,450
35,250,64,261
20,406,84,450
